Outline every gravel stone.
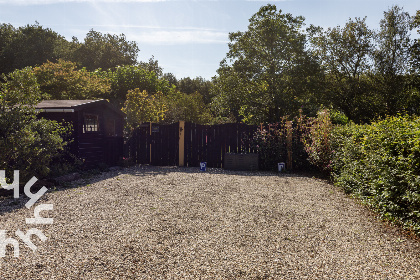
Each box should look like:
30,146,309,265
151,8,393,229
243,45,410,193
0,165,419,279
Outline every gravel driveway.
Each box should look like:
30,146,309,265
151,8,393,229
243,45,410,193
0,165,419,279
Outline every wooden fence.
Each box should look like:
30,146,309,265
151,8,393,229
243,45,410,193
127,122,179,166
77,134,124,167
184,122,258,168
125,121,304,170
126,122,259,168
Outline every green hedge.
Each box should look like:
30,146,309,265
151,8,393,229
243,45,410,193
331,116,420,234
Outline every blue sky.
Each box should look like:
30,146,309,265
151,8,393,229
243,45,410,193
0,0,419,80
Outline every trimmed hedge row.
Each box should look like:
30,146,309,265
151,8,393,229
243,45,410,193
329,115,420,234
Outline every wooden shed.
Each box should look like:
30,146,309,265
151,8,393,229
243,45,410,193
36,99,125,167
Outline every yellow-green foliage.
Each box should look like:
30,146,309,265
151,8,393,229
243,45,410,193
122,89,167,128
34,60,111,100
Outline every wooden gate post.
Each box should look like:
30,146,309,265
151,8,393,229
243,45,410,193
286,121,293,170
149,122,152,164
179,121,185,166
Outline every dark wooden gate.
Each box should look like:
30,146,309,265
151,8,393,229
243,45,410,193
128,122,179,166
184,123,258,168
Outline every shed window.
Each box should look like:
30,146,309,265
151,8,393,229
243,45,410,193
83,114,99,133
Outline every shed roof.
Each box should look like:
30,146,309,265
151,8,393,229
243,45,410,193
36,100,102,109
36,99,125,116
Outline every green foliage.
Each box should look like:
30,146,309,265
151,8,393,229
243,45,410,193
216,4,321,124
411,10,420,73
138,56,163,78
373,6,415,116
122,89,167,129
71,30,139,71
301,109,334,173
0,23,69,75
210,69,253,123
332,115,420,234
0,23,139,76
163,88,213,125
308,17,377,122
105,65,171,109
177,77,214,104
33,60,111,100
0,68,70,182
329,109,349,125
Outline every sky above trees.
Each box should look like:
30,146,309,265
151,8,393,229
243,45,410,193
0,0,419,80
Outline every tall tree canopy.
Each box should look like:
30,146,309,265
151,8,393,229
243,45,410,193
72,30,139,71
0,23,69,75
104,65,171,109
177,77,214,104
373,5,415,115
122,89,167,129
214,4,321,124
308,17,377,122
411,10,420,73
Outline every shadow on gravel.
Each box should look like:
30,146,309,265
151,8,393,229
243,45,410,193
0,168,124,215
0,164,320,215
125,164,313,178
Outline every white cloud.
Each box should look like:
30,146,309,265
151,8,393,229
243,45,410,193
67,25,229,45
133,29,229,45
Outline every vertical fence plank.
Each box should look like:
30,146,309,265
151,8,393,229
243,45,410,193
179,121,185,166
286,121,293,170
184,122,190,166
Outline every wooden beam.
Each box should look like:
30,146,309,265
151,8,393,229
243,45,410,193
286,121,293,170
149,122,152,164
179,121,185,166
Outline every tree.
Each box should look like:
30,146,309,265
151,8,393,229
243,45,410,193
410,11,420,72
308,17,377,122
177,77,214,104
215,4,320,124
0,24,17,74
163,89,213,124
211,68,262,123
0,68,70,181
72,30,139,71
138,56,163,77
0,23,69,75
122,89,167,129
409,10,420,113
373,5,414,115
162,72,178,87
105,65,171,109
33,60,111,100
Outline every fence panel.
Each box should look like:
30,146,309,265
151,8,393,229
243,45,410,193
183,122,258,168
128,122,259,168
126,121,305,170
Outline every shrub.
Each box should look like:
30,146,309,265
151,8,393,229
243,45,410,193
252,122,288,170
332,115,420,234
301,109,334,173
252,115,310,171
0,68,71,182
